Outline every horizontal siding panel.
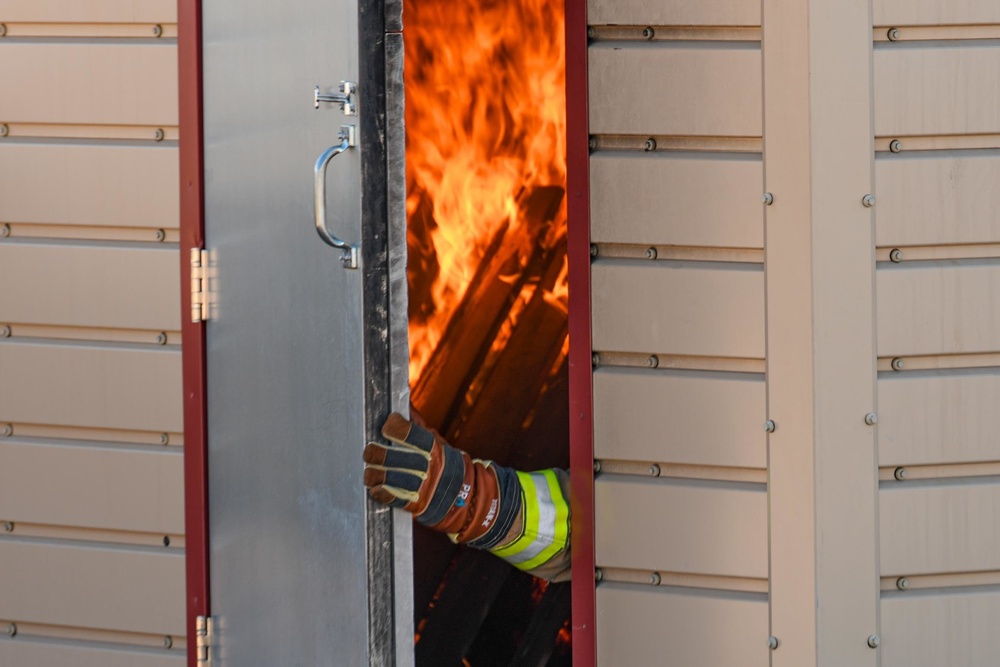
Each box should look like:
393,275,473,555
592,261,765,358
875,46,1000,137
0,540,184,635
879,372,1000,466
0,244,180,331
874,0,1000,27
0,144,179,229
597,586,768,667
588,0,760,27
595,477,767,577
0,0,177,23
0,44,177,126
881,590,1000,667
876,154,1000,247
0,343,182,433
594,368,765,468
589,44,762,137
0,640,183,667
0,442,183,534
591,153,763,248
877,265,1000,356
880,482,1000,576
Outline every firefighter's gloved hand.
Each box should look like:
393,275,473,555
362,412,520,547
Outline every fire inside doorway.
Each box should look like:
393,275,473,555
404,0,571,663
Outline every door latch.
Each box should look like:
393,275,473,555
314,81,357,115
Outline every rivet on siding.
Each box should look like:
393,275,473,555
646,354,659,368
649,572,661,585
0,124,8,137
889,249,903,263
891,357,904,371
0,24,7,38
589,243,599,258
645,247,658,260
862,194,876,208
6,623,16,637
894,467,908,481
642,26,655,40
3,522,13,533
586,27,596,40
648,463,661,477
868,634,880,649
643,138,657,152
764,419,776,433
0,325,10,338
156,332,168,345
154,128,165,142
896,576,909,590
593,460,602,474
591,352,601,368
0,224,10,238
159,433,170,446
2,424,12,437
768,636,779,651
152,24,163,38
889,139,902,153
155,229,167,242
163,635,173,649
163,535,171,547
762,192,774,206
887,28,900,41
588,137,597,151
865,412,878,426
594,568,604,582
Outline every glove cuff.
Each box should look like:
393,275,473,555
463,464,522,550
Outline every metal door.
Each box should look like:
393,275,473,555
201,0,410,664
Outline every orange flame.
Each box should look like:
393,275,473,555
405,0,567,385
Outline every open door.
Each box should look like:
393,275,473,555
184,0,412,664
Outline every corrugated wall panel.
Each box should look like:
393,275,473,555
0,441,184,535
593,368,765,468
592,262,765,358
1,1,177,23
0,43,177,126
595,477,767,578
879,372,1000,466
0,244,180,331
0,640,183,667
873,0,1000,27
881,591,1000,667
877,265,1000,356
588,44,762,137
874,45,1000,137
0,144,179,229
0,343,182,433
0,540,185,636
590,153,763,248
876,154,1000,247
587,0,760,27
596,586,768,667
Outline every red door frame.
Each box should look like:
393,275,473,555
178,1,210,665
565,0,596,665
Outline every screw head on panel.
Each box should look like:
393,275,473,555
3,522,13,533
762,192,774,206
588,137,597,151
591,352,601,368
889,139,902,153
594,568,604,582
156,332,168,345
865,412,878,425
862,194,876,208
894,467,908,481
159,433,170,445
0,325,10,338
889,249,903,263
589,244,599,258
154,128,165,142
0,224,10,238
768,636,779,650
887,28,900,41
891,357,904,371
2,424,12,437
648,464,661,477
646,355,659,368
152,24,163,38
896,577,909,590
649,572,661,585
868,634,880,649
644,138,657,152
6,623,15,637
163,635,173,648
645,247,658,260
593,460,602,474
586,27,596,40
0,124,8,137
764,420,776,433
163,535,171,547
0,24,7,37
642,26,655,40
154,229,167,242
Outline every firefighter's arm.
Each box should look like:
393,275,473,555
363,412,571,581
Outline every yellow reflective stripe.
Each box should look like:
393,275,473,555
491,470,569,572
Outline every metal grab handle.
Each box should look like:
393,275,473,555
314,125,359,269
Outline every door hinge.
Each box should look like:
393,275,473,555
196,615,214,665
191,248,210,323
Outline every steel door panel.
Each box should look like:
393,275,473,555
877,265,1000,356
589,44,762,137
0,540,185,635
874,0,1000,27
593,368,765,468
881,590,1000,666
874,46,1000,137
595,477,767,577
878,372,1000,466
0,642,183,667
596,586,768,667
0,1,176,23
592,261,765,358
587,0,760,27
0,441,183,534
590,153,763,248
0,144,178,229
0,343,182,432
876,154,1000,247
0,44,176,126
880,481,1000,576
0,244,179,331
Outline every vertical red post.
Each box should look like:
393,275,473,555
178,1,209,665
565,0,595,665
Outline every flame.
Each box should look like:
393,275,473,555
405,0,567,384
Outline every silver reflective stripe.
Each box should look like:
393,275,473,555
505,472,557,565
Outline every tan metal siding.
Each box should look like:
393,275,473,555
0,641,183,667
0,1,177,23
881,591,1000,667
587,0,760,27
874,0,1000,27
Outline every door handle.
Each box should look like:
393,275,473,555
314,124,359,269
